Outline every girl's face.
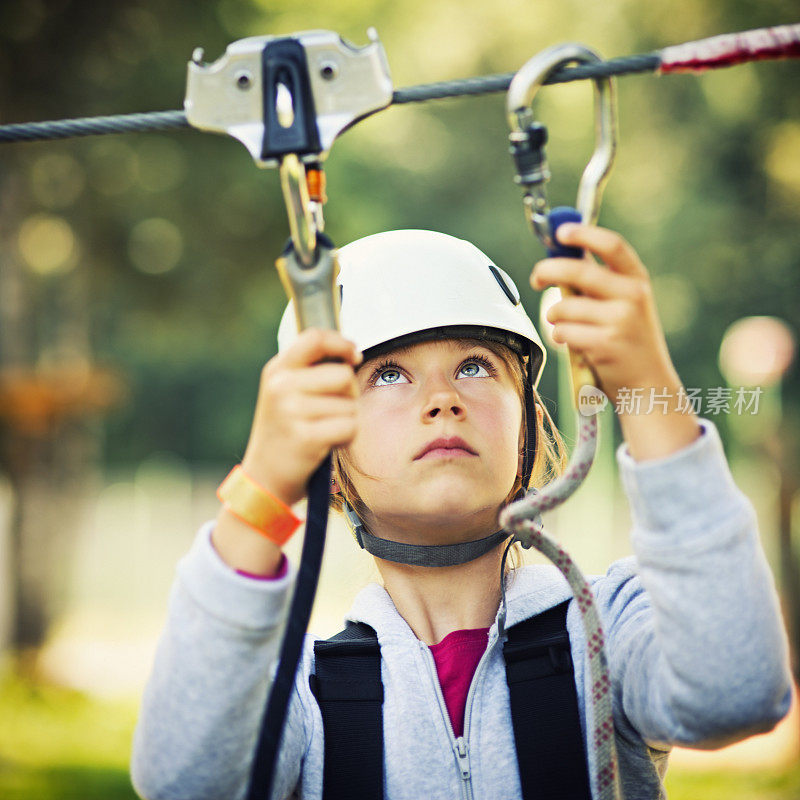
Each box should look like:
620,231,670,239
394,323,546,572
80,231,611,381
345,338,523,543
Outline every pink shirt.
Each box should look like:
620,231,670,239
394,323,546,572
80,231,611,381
429,627,490,738
231,551,489,738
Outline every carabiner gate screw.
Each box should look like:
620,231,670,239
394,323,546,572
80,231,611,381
506,43,617,255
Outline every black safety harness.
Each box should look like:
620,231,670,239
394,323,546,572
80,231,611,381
309,600,592,800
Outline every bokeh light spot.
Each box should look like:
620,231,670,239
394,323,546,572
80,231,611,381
128,218,184,274
719,316,796,387
17,214,79,275
700,64,760,123
0,0,45,41
88,140,139,196
218,182,266,237
136,137,187,193
30,152,86,208
652,273,699,337
765,122,800,200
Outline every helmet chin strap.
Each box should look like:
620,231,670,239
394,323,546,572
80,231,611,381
343,501,510,567
339,345,540,569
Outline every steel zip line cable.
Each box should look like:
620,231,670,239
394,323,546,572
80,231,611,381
0,56,658,144
1,22,798,144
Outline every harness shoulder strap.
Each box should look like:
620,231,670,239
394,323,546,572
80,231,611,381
503,599,592,800
312,602,591,800
309,622,384,800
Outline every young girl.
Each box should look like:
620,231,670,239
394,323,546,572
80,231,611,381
131,225,792,800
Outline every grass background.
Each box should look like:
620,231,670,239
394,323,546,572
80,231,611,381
1,670,797,800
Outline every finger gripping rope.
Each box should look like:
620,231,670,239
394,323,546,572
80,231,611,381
500,413,622,800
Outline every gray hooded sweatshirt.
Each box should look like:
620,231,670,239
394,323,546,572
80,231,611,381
131,418,793,800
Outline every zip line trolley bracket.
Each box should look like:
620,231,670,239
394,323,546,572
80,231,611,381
185,29,393,328
185,28,393,168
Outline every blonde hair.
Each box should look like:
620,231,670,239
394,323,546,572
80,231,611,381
329,338,568,570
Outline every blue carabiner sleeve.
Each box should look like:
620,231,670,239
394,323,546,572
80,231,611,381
546,206,584,260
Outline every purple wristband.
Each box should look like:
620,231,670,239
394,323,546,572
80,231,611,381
235,552,289,581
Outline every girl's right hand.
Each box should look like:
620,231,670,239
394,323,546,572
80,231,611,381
240,328,362,506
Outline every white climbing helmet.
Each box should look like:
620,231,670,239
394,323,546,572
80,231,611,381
277,229,547,567
277,229,546,387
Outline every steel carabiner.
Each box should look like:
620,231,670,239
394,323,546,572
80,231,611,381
279,154,318,266
275,154,340,333
506,43,618,404
506,43,617,254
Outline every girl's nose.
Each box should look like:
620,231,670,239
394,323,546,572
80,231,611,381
422,380,465,420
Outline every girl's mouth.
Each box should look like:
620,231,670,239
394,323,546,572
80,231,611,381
417,447,476,460
414,436,478,460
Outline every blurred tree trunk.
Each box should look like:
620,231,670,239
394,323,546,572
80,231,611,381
4,426,98,651
765,425,800,687
0,170,99,654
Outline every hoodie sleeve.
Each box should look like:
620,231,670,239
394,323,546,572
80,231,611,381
596,417,793,749
130,520,310,800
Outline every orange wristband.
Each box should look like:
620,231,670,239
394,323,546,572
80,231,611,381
216,465,302,546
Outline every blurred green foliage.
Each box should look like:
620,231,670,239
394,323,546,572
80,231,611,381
666,765,800,800
0,669,139,799
1,0,798,466
2,4,798,794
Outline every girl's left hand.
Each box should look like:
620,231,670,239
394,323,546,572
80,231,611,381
530,223,680,410
531,223,700,461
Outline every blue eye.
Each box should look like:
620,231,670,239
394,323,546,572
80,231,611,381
458,357,493,378
368,353,496,386
373,367,409,386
